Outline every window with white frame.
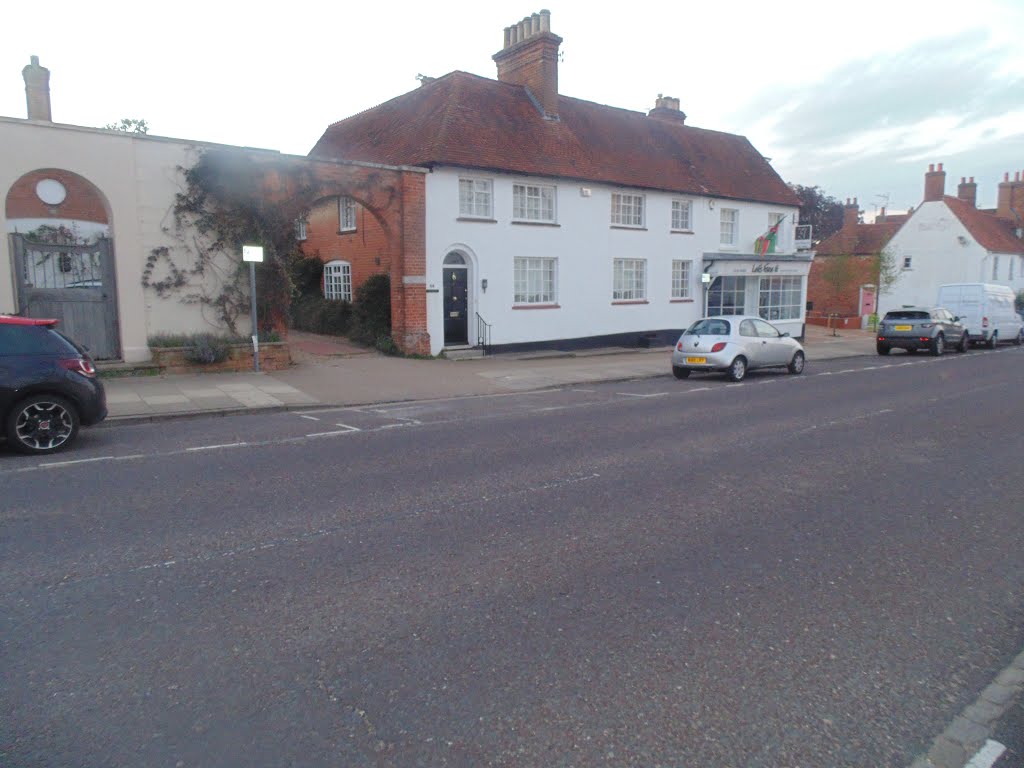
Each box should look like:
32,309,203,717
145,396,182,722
758,276,802,321
768,212,785,251
613,258,647,300
514,257,557,304
324,260,352,301
707,276,745,315
720,208,738,246
294,217,307,241
902,256,913,270
513,183,556,223
671,260,692,299
339,197,356,232
459,177,493,218
671,199,693,231
993,255,1000,280
611,193,645,227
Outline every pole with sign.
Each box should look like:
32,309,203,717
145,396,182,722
242,245,264,372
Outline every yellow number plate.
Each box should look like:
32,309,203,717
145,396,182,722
894,325,912,331
685,356,707,364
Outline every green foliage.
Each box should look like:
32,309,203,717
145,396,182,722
148,330,279,348
820,253,855,297
373,334,400,355
103,118,149,134
290,255,325,295
789,184,845,242
290,295,353,336
350,274,392,344
182,333,230,364
874,247,900,294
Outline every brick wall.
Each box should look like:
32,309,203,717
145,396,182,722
296,161,427,354
806,254,878,318
5,168,109,222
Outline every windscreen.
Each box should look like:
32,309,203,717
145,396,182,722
0,326,80,356
883,311,929,320
685,319,731,335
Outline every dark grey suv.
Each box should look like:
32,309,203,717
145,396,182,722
876,307,969,356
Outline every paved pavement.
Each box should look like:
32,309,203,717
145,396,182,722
100,325,878,422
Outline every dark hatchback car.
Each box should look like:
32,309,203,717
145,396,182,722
876,307,969,356
0,316,107,454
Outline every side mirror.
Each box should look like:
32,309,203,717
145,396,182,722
953,316,960,322
780,332,790,338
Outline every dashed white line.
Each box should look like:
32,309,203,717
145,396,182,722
38,455,116,468
615,392,669,398
186,442,248,452
297,414,321,421
965,740,1006,768
334,423,362,432
305,429,359,438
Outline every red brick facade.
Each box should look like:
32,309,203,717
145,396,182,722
289,159,429,355
5,168,109,223
806,254,879,321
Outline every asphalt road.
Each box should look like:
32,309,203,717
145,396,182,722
2,347,1023,767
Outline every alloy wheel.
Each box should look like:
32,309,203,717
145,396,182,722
14,400,75,452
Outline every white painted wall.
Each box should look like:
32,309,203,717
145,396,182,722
424,167,801,355
880,200,1023,314
1,118,264,361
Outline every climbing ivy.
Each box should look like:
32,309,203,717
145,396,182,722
142,149,320,335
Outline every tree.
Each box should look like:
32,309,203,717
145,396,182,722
103,118,149,134
789,184,844,242
873,246,900,295
820,252,855,301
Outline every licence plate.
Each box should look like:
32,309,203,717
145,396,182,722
685,356,707,364
894,325,912,331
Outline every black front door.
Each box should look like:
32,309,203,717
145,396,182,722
443,267,469,346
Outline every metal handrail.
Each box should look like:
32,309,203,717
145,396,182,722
475,312,492,354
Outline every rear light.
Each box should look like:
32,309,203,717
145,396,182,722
59,357,97,378
982,316,989,328
676,342,683,351
710,342,727,353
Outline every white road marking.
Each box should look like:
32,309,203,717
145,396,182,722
615,392,668,398
297,414,320,421
305,429,359,438
334,423,362,432
38,455,116,468
186,442,248,452
965,740,1006,768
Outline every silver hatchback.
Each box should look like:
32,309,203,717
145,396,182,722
671,316,806,382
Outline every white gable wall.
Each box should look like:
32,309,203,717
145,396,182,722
880,200,992,314
424,167,800,355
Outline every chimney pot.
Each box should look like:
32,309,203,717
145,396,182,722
938,162,943,171
504,26,511,47
970,176,974,183
957,175,977,208
531,12,540,34
540,9,551,32
928,163,935,172
924,162,946,202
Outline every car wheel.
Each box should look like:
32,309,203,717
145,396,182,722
986,332,998,349
726,356,747,382
958,333,970,353
5,394,80,455
672,365,691,380
931,334,944,356
1014,329,1023,346
787,350,805,375
876,343,891,356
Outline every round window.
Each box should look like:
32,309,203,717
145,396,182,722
36,179,67,205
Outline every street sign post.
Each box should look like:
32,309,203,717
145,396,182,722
242,246,264,372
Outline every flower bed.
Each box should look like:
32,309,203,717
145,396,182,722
149,342,291,374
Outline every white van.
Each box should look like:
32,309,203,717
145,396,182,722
936,283,1023,347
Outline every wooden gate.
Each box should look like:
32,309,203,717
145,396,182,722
10,234,120,359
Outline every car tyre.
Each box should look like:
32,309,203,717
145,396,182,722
726,356,747,382
787,350,805,375
986,332,998,349
1014,329,1023,346
876,343,891,356
931,334,944,356
672,365,691,380
958,333,969,353
5,394,80,455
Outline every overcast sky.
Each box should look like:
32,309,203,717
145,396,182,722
3,0,1022,219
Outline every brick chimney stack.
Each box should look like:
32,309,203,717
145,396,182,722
494,9,562,120
996,171,1024,222
648,94,687,124
924,162,946,202
956,176,977,208
23,55,52,122
843,197,860,229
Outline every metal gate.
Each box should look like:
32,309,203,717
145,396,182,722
10,234,121,359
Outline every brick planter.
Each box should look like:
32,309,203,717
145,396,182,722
149,342,291,374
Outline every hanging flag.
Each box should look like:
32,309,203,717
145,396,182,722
755,215,786,257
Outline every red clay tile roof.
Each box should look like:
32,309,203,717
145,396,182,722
943,196,1024,254
815,221,902,256
310,71,799,206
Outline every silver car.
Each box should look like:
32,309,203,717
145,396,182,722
671,315,806,382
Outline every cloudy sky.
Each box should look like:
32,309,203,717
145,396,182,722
3,0,1022,218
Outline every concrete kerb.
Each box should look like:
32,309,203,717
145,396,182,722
909,646,1024,768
